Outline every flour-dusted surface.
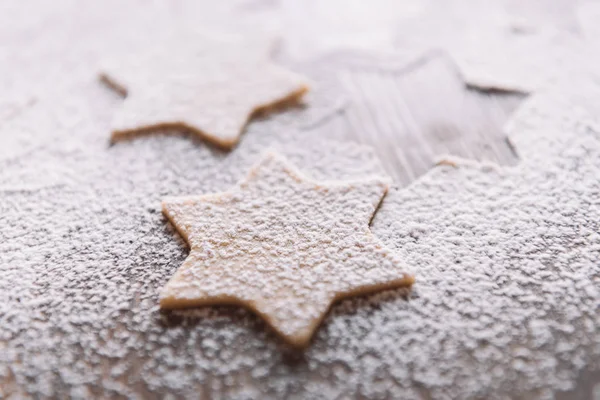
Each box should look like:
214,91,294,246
394,0,587,93
1,1,600,399
279,0,424,60
161,152,413,346
280,0,583,93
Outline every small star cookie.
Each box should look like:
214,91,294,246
161,151,414,346
101,32,310,149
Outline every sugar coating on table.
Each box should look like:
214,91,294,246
1,1,600,399
505,77,600,161
0,0,285,104
101,30,310,149
372,81,600,398
395,0,589,93
160,151,413,346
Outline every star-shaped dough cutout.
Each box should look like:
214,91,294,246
160,151,414,346
100,32,310,149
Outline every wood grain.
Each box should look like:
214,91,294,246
313,53,525,185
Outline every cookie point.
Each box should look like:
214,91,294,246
161,199,177,215
379,177,392,192
404,274,416,286
296,83,311,98
158,293,175,310
260,149,289,167
281,328,315,348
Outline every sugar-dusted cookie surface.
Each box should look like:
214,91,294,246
101,31,310,149
161,151,414,346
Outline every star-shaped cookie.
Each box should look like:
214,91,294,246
161,151,414,346
101,32,310,149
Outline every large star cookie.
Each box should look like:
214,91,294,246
161,151,414,346
101,32,310,149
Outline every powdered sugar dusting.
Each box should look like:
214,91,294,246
279,0,425,60
395,0,589,93
506,78,600,161
1,0,600,399
2,79,598,398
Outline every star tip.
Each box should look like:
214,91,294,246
160,199,176,215
158,288,188,309
208,134,238,151
158,295,176,310
281,331,314,349
99,73,128,97
222,142,238,151
261,148,287,163
265,148,281,157
110,128,133,144
380,177,393,190
108,132,119,145
244,150,289,182
297,82,311,96
287,339,311,349
266,319,317,348
434,155,470,168
158,297,167,309
366,176,392,194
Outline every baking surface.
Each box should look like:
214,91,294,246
1,1,599,399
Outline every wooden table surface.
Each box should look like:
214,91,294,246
309,53,524,185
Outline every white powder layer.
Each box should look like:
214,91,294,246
577,1,600,55
279,0,425,61
1,1,600,399
394,0,590,93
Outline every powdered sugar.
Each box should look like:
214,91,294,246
279,0,425,60
395,0,589,93
1,1,599,399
